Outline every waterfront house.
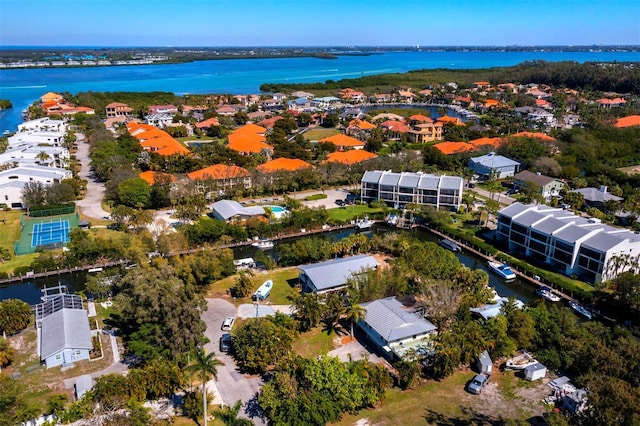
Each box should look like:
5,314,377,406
299,255,379,294
468,152,520,179
513,170,565,199
357,296,437,362
210,199,266,222
496,202,640,283
360,170,463,211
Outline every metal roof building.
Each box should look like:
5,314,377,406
358,297,437,361
210,200,266,221
468,152,521,179
361,170,463,211
40,308,92,368
299,254,378,294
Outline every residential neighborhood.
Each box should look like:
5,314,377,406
0,59,639,426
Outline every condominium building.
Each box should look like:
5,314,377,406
497,203,640,283
361,170,463,211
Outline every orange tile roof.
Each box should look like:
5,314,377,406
40,92,62,102
127,123,191,156
409,114,432,123
614,115,640,128
233,123,267,135
474,81,491,86
318,133,366,148
436,116,464,125
484,99,500,107
322,150,378,165
256,158,313,173
433,141,476,155
195,117,220,128
380,120,410,133
349,119,377,130
511,131,556,141
535,99,551,107
138,171,175,185
257,116,283,129
469,137,502,149
187,164,249,181
41,100,59,109
227,132,273,154
106,102,129,108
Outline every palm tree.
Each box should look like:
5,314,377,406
213,400,252,426
344,296,366,337
188,349,224,426
36,151,51,166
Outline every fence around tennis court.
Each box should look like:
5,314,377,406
15,211,80,255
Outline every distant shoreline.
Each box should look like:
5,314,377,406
1,45,637,70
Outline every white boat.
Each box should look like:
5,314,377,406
487,261,516,280
536,286,561,302
355,217,374,230
506,351,538,370
87,267,103,273
569,301,593,320
251,239,274,250
440,239,461,252
252,279,273,301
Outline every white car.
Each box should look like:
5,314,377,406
221,317,235,331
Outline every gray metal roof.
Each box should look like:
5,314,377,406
513,211,546,227
553,225,594,243
40,309,92,360
212,200,265,220
417,175,440,190
361,170,383,184
470,153,520,168
379,173,401,186
360,297,436,343
299,254,378,292
479,350,492,366
398,174,420,188
498,203,532,218
440,175,463,190
581,232,626,252
570,188,623,203
532,217,570,235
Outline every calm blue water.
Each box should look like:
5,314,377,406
1,50,638,132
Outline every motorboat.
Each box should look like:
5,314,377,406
440,239,462,252
569,301,593,320
487,261,516,280
355,217,374,230
536,285,561,302
251,239,274,250
252,279,273,301
506,351,538,370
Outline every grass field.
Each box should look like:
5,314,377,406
0,210,39,274
207,267,300,305
292,326,337,358
303,128,341,141
327,204,383,222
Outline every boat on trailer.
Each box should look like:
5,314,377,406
506,351,538,370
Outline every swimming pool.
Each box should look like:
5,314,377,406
264,205,288,219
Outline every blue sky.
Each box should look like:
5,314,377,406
1,0,639,46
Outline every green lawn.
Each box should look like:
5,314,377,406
303,128,340,141
292,326,337,358
0,210,39,274
327,204,384,222
207,267,300,305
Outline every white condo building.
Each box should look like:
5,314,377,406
497,203,640,283
361,170,463,211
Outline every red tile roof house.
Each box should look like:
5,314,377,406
227,124,273,156
380,120,410,141
596,97,627,109
187,164,252,192
614,115,640,128
216,104,241,116
339,88,366,103
473,81,491,90
406,115,443,143
322,150,378,165
256,158,314,173
106,102,133,118
195,117,220,130
370,93,392,103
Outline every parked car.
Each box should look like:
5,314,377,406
467,373,490,394
219,333,232,352
336,199,346,207
221,317,235,331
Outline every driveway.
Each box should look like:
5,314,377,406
74,134,110,220
202,298,266,425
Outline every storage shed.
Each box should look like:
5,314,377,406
477,350,492,374
524,362,547,381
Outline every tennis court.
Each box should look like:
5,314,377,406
31,220,70,247
15,212,80,255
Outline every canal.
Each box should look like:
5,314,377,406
0,224,534,305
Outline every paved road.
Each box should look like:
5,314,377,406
469,185,516,206
74,134,110,220
202,298,266,425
